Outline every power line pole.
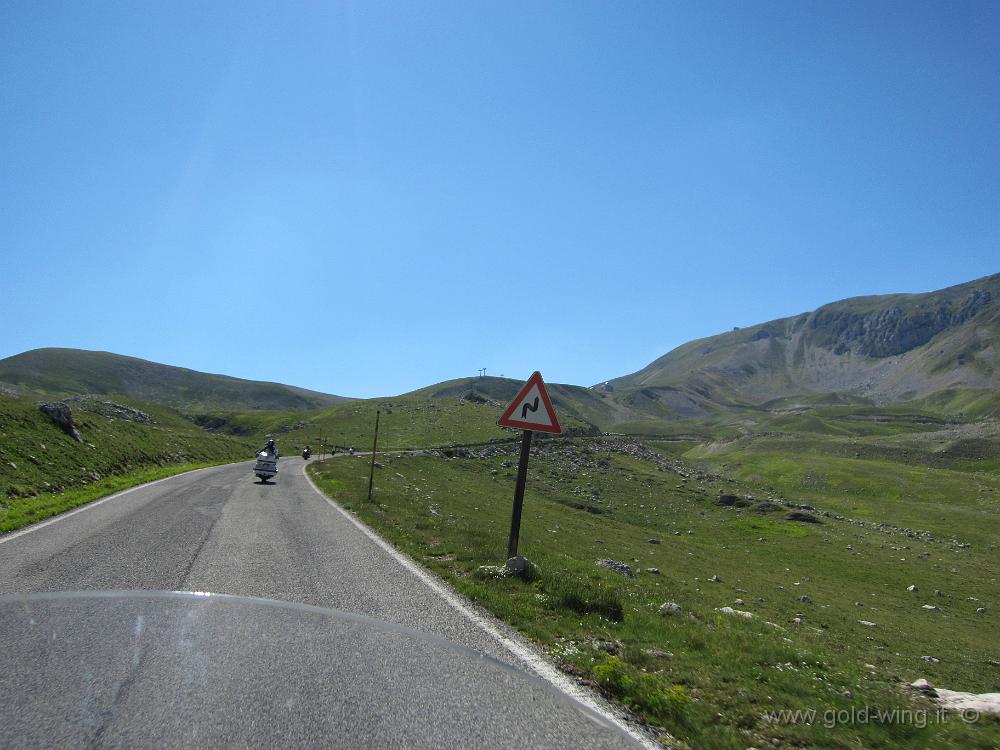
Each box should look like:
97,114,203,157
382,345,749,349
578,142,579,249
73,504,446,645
367,410,380,502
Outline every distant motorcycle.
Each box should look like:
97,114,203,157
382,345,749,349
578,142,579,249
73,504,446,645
302,447,311,460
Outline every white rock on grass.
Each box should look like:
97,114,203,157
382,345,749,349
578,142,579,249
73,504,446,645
858,620,877,627
718,606,754,619
910,679,1000,716
659,602,682,616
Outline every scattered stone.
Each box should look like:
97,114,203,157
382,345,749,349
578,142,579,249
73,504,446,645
785,511,822,524
934,686,1000,715
935,590,945,597
751,501,783,513
799,595,812,604
474,565,507,580
977,607,988,614
734,599,745,606
922,656,941,663
596,559,634,577
922,605,941,612
66,396,151,424
648,538,661,544
909,679,938,696
709,574,722,583
791,617,803,624
643,649,673,659
505,556,539,579
907,585,918,592
716,494,752,507
592,639,623,655
858,620,877,627
659,602,682,616
718,606,754,619
645,568,661,575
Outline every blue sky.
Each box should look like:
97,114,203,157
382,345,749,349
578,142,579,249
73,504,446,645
3,1,998,398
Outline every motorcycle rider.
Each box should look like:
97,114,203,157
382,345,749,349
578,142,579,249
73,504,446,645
260,437,278,456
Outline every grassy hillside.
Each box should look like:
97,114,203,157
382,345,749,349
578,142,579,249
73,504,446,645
0,394,253,531
310,434,1000,749
0,348,350,411
409,376,640,430
199,394,598,456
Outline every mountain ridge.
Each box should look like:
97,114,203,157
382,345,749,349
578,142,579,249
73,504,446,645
4,272,997,425
0,348,351,412
603,272,999,417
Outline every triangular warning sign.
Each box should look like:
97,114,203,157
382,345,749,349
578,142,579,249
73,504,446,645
498,371,562,433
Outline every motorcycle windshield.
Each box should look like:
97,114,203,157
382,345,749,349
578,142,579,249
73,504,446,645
0,590,634,748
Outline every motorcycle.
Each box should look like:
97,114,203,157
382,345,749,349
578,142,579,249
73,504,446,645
302,447,311,460
254,448,278,483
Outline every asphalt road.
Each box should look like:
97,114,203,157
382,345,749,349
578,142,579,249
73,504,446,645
0,458,643,748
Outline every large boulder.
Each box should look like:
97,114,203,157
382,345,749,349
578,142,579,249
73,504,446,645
38,402,82,442
504,556,540,580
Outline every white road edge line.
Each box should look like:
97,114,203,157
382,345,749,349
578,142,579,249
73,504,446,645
301,461,659,750
0,463,233,545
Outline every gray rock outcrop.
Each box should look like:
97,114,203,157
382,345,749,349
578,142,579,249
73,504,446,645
38,402,82,442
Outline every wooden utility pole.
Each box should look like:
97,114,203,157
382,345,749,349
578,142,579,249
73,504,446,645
367,410,380,502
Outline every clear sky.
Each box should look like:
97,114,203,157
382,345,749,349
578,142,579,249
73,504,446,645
3,1,998,398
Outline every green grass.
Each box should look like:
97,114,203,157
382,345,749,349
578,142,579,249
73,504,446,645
0,394,253,501
309,437,1000,749
687,435,1000,547
0,460,236,534
209,396,596,455
0,347,346,411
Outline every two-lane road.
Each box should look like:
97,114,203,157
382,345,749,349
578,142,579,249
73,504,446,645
0,458,647,748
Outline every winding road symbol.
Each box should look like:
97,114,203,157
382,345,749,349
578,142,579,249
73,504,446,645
521,397,540,419
497,372,562,434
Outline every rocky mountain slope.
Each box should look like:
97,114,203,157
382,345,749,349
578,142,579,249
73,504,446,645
603,273,999,417
0,348,349,412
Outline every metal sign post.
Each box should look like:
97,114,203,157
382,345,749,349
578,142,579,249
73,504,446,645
367,410,380,502
506,429,533,559
497,372,561,560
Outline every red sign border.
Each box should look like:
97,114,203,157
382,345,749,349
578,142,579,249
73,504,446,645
497,371,562,433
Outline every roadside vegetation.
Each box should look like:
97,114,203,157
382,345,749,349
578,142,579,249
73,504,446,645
0,395,252,533
204,396,594,454
0,461,234,534
309,429,999,749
